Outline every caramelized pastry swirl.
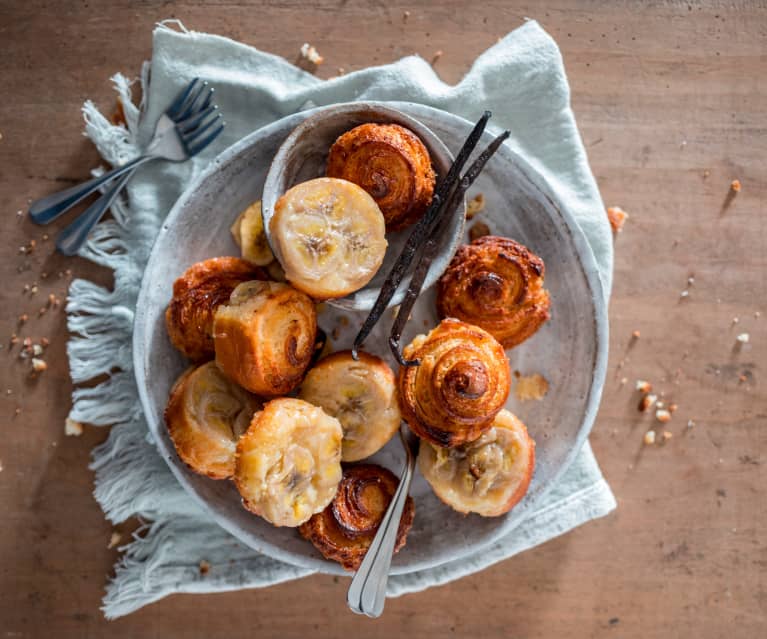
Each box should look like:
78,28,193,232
299,464,414,570
165,257,265,361
326,123,435,231
419,409,535,516
437,236,551,349
164,362,263,479
213,280,317,396
398,319,511,448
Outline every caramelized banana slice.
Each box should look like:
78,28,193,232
418,409,535,517
165,362,264,479
234,398,343,527
299,351,401,462
269,177,387,300
230,200,275,266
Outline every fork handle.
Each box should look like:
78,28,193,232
347,455,416,618
55,171,133,256
29,155,151,225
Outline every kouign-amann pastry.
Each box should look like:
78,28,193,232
165,257,265,361
437,236,551,349
326,123,436,231
418,409,535,516
299,464,414,570
298,350,401,462
213,280,317,396
164,362,263,479
398,319,511,448
234,398,343,527
230,200,275,266
269,177,387,300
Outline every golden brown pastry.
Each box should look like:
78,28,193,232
298,351,401,462
398,319,511,448
269,178,387,300
213,280,317,396
230,200,275,266
164,362,263,479
234,398,343,527
299,464,414,570
165,257,266,361
418,409,535,516
326,123,436,231
437,236,551,349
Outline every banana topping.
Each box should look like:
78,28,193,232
230,200,275,266
269,177,388,300
418,409,535,517
234,398,343,527
298,350,401,462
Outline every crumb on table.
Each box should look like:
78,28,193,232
65,417,83,436
606,206,629,233
730,179,741,192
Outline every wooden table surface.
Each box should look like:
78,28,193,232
1,1,765,637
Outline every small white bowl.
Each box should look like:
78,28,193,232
261,101,464,312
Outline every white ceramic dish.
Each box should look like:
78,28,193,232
261,102,464,311
133,101,608,576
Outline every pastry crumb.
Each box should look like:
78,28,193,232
65,417,83,436
730,179,741,192
655,409,671,423
514,373,549,401
620,377,628,385
468,221,491,242
636,380,652,393
687,419,695,429
31,358,47,372
680,290,690,298
639,393,657,412
108,531,122,549
199,560,210,575
465,193,486,220
643,430,656,445
431,50,443,66
736,333,749,343
631,330,640,339
662,430,673,441
606,206,629,233
300,43,324,66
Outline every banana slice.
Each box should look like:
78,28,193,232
269,177,387,300
418,409,535,517
234,398,343,527
230,200,275,266
165,362,263,479
298,350,401,462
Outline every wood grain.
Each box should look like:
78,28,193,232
0,1,765,637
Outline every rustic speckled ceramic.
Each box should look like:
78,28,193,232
262,102,463,311
134,101,608,577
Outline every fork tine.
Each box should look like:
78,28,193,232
177,105,218,134
183,113,223,144
166,78,199,119
187,122,225,156
177,84,213,122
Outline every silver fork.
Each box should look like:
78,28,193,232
347,425,420,618
28,78,225,255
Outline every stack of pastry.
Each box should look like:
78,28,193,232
162,121,440,570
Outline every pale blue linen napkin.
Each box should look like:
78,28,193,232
68,19,615,618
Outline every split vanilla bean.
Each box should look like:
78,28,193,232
351,111,493,359
389,130,511,366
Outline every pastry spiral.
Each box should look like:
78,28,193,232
164,362,263,479
437,236,551,349
234,398,343,527
418,409,535,516
326,123,436,231
213,280,317,396
398,319,511,448
165,257,265,361
269,178,387,300
298,350,401,462
299,464,414,570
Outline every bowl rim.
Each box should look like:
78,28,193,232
133,100,608,577
260,101,464,311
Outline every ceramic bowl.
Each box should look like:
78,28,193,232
261,102,463,311
133,101,608,576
